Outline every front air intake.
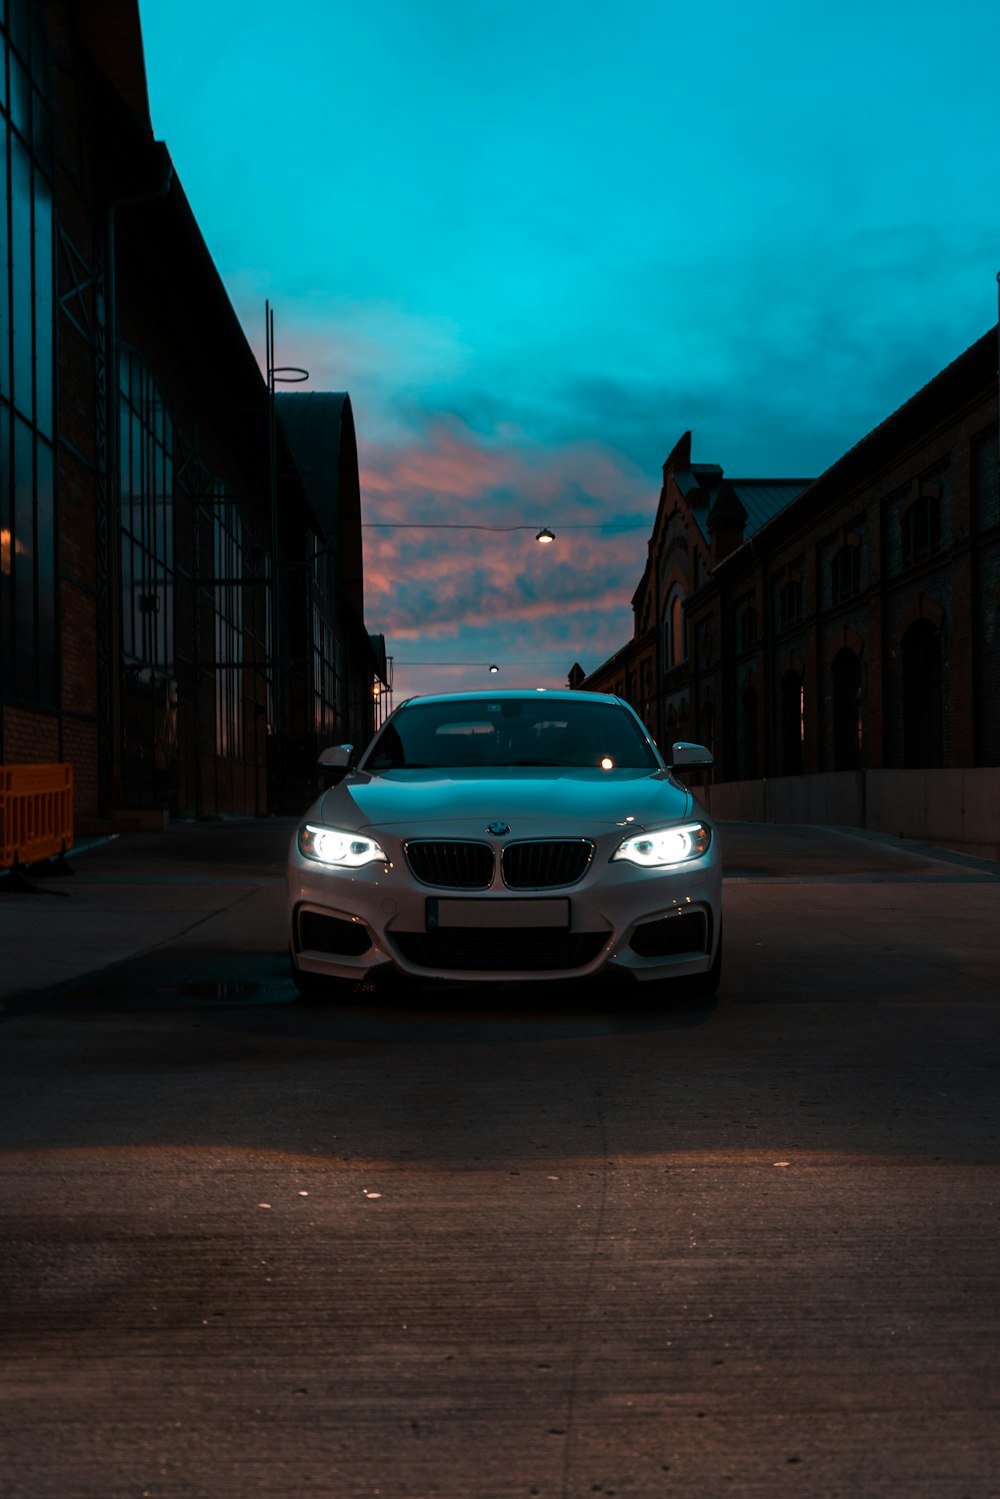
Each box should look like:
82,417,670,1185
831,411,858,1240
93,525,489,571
501,839,594,889
298,911,372,956
404,840,495,889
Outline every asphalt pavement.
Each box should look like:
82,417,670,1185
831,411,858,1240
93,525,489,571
0,817,295,1011
2,817,999,1499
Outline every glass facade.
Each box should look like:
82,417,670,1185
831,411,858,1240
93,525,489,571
213,491,244,758
118,347,177,805
119,348,174,670
312,604,340,743
1,0,56,704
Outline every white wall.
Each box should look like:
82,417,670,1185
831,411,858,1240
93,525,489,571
699,769,1000,861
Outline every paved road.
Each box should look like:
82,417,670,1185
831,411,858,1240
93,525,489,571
1,821,998,1498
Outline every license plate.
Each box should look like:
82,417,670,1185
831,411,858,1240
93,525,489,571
426,897,570,930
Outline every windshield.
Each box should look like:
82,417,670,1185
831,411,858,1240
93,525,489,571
364,698,660,771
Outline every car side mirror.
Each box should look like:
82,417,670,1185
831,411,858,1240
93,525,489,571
668,741,714,769
318,743,355,786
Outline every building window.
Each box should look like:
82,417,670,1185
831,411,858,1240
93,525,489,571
312,606,340,743
639,656,653,722
740,604,758,652
778,670,804,776
118,350,179,806
832,649,862,770
213,491,244,758
971,427,999,530
778,578,802,631
831,543,861,604
901,493,941,566
664,589,686,669
739,685,759,780
902,619,943,767
119,349,174,673
701,701,715,756
1,0,56,705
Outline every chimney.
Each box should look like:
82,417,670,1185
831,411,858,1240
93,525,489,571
662,430,692,482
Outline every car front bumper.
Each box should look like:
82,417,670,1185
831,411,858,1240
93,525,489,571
288,839,722,986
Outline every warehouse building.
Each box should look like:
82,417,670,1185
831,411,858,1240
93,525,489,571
1,0,386,829
580,328,999,790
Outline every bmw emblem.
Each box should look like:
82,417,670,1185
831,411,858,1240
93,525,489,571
487,820,510,836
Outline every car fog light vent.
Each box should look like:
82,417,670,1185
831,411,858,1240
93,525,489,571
299,911,372,956
629,911,708,959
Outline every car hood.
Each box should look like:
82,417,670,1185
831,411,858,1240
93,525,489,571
310,766,697,835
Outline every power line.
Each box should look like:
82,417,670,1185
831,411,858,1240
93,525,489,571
362,522,543,531
393,660,559,668
361,521,648,531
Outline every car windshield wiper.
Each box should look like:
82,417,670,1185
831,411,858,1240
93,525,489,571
509,758,582,767
369,760,437,770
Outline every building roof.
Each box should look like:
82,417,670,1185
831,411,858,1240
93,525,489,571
709,324,999,576
674,470,813,544
71,0,153,132
275,392,365,617
275,392,354,527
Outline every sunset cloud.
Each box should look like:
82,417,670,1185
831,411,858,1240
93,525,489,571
354,415,653,696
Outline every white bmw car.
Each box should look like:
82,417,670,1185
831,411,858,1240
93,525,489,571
287,689,722,998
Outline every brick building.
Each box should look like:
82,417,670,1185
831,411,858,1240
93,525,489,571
579,434,810,753
580,327,999,781
1,0,386,828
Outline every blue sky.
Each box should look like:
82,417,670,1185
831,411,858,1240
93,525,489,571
138,0,1000,700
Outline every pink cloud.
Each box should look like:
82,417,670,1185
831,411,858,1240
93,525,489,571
358,413,651,520
237,301,656,695
358,418,652,699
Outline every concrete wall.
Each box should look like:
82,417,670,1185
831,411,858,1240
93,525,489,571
699,768,1000,861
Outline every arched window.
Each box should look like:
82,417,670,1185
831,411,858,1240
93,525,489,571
701,702,715,757
779,670,804,776
779,578,802,630
664,589,686,669
639,657,653,722
672,595,684,662
739,686,758,780
902,620,943,767
832,649,862,770
901,494,941,565
831,544,861,604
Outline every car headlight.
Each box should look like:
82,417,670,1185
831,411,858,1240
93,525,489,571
297,823,388,868
612,821,711,868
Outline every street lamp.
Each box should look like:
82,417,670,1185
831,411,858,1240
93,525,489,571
394,661,506,674
361,522,557,541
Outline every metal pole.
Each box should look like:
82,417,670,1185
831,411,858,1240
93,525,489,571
266,301,282,743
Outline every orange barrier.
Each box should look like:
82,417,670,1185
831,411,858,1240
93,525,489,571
0,763,74,869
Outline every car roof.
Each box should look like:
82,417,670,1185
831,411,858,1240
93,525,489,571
393,689,625,709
